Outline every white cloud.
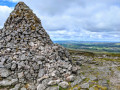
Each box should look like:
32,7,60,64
4,0,20,2
0,5,13,28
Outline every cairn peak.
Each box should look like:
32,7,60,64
3,1,53,45
4,1,41,29
14,2,30,10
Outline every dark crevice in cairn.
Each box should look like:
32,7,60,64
0,2,79,90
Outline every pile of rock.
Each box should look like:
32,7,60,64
0,2,78,90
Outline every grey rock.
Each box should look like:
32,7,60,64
20,87,27,90
38,69,45,78
71,76,82,87
58,60,72,70
72,66,78,74
19,78,26,83
18,72,24,78
81,75,86,80
0,68,11,78
1,57,6,63
80,83,89,89
27,83,36,90
49,54,56,60
0,58,5,68
48,79,60,86
52,46,58,50
36,56,45,61
66,75,75,82
20,54,26,60
10,84,20,90
37,75,49,83
89,75,97,81
33,64,39,70
46,86,59,90
89,87,95,90
0,63,4,68
98,80,108,87
38,61,42,65
0,79,18,86
11,63,17,70
37,84,46,90
29,42,35,47
73,87,80,90
76,61,82,66
58,81,69,89
17,61,25,69
42,78,52,87
50,71,57,77
4,63,11,69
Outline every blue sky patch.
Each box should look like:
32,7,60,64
0,0,16,7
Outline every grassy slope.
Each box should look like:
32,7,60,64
68,49,120,57
68,49,120,63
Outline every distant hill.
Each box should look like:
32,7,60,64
54,41,120,53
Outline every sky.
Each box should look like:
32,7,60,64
0,0,120,42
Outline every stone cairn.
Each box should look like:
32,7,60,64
0,2,78,90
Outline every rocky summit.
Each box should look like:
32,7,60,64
0,2,78,90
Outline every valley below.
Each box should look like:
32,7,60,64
54,41,120,54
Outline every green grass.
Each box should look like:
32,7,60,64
116,66,120,71
93,57,120,62
68,49,95,57
69,49,120,63
68,49,120,58
59,87,68,90
115,43,120,45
